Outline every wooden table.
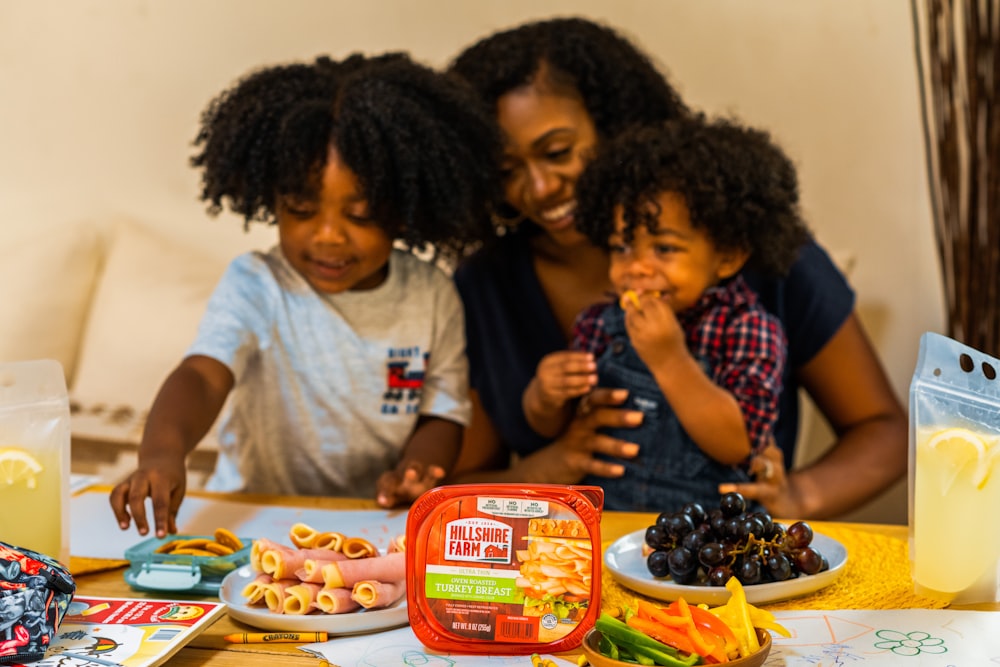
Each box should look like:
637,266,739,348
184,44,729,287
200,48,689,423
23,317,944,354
71,491,998,666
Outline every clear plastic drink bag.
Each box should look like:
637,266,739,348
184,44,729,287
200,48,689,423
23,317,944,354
909,332,1000,604
0,360,71,566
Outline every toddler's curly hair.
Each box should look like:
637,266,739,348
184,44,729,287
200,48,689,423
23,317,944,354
575,115,810,276
191,53,502,261
447,17,688,141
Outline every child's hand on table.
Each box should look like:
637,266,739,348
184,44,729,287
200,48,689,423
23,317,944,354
109,460,188,538
376,461,446,508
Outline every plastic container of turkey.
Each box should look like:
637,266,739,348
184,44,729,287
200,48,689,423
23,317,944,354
406,483,603,654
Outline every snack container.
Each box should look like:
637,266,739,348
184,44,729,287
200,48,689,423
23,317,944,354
407,484,603,654
124,534,252,595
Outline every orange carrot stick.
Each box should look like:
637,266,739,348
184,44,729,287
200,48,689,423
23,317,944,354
627,615,699,656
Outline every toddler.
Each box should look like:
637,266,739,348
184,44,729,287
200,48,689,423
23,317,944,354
110,53,501,536
522,115,810,511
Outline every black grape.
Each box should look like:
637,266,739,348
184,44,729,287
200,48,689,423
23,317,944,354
791,547,824,575
647,550,670,578
785,521,814,549
641,491,827,587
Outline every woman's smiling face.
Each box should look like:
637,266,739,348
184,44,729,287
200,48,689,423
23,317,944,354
495,79,597,246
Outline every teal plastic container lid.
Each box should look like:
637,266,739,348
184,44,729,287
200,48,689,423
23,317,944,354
124,534,252,595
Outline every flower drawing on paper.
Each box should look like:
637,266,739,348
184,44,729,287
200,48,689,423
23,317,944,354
874,629,947,656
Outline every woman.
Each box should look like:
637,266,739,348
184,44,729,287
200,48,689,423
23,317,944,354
446,17,906,519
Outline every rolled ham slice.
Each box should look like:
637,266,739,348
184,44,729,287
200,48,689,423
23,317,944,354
296,558,346,584
351,580,405,609
313,531,345,551
387,534,406,553
251,538,290,572
289,522,320,549
260,579,301,614
261,546,347,579
241,573,273,605
282,582,324,615
321,551,405,589
315,586,362,614
341,537,377,559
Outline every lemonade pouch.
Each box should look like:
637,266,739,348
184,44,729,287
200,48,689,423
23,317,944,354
909,332,1000,604
0,361,71,566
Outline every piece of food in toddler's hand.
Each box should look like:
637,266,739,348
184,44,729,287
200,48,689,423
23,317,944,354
619,289,662,311
619,289,641,310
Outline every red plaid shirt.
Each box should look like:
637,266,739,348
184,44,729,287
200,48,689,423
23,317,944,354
571,275,785,451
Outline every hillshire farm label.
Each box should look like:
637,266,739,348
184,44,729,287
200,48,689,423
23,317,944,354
445,518,512,563
408,485,603,652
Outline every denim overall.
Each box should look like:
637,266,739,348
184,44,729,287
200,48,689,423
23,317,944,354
581,304,753,513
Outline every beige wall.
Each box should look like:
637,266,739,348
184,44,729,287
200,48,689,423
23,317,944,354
1,1,944,520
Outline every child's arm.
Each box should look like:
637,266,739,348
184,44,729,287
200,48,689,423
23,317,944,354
109,354,234,537
376,416,462,508
624,294,753,464
522,351,597,438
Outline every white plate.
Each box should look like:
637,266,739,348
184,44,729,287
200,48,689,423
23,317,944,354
219,565,409,634
605,529,847,606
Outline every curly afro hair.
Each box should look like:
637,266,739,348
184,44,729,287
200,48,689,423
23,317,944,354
191,52,503,261
447,17,688,141
575,115,811,277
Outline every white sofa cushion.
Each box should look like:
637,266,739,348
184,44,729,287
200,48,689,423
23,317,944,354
70,220,227,444
0,222,104,384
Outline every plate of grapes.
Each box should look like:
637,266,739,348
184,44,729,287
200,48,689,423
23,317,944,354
604,492,847,605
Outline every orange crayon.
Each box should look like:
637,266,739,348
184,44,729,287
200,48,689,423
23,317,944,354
224,631,328,643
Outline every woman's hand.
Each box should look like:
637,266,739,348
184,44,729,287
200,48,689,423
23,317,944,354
718,442,805,520
510,387,643,484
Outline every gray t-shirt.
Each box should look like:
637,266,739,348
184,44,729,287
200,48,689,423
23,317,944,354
188,246,470,498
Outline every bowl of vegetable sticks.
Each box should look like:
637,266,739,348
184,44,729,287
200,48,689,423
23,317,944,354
581,624,771,667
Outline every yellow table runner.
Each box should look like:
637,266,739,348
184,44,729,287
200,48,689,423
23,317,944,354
600,523,948,612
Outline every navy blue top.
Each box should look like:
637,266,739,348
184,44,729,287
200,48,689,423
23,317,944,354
454,225,855,466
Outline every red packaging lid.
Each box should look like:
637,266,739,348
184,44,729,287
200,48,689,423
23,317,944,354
406,483,603,654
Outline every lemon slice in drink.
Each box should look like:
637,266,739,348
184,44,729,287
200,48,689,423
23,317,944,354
0,448,43,489
926,427,993,490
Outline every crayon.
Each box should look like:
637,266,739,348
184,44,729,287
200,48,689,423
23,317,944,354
80,602,111,616
223,631,328,643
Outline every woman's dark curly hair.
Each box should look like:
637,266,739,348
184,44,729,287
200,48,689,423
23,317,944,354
447,17,688,142
191,53,503,261
576,115,811,276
